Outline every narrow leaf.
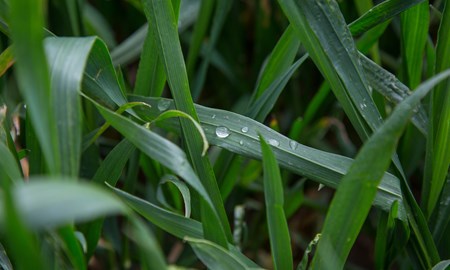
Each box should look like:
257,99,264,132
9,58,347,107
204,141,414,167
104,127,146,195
260,135,293,270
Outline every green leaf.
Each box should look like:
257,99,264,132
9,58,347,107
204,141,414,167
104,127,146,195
0,46,14,77
0,139,22,182
9,178,128,230
400,1,429,88
129,95,407,220
152,109,209,156
10,0,59,174
362,54,429,135
133,25,166,97
156,174,191,217
127,218,168,270
45,37,96,176
142,0,231,246
85,95,229,245
277,0,383,145
260,135,293,270
423,0,450,218
431,176,450,243
0,173,45,270
349,0,425,36
250,25,300,104
110,184,203,239
311,70,450,269
186,237,263,270
109,185,262,268
432,260,450,270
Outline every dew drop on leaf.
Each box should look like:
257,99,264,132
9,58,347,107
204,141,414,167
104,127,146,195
289,140,298,150
215,126,230,138
268,139,279,147
157,99,170,111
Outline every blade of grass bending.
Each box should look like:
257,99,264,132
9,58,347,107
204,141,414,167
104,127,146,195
109,185,262,268
129,95,407,220
423,0,450,219
86,95,230,246
400,1,429,89
157,175,191,217
10,0,59,174
142,0,232,246
260,136,293,270
349,0,425,36
152,109,209,156
311,70,450,270
186,237,263,270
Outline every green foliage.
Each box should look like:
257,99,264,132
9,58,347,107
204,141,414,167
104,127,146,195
0,0,449,269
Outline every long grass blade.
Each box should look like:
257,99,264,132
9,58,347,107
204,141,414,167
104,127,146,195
109,185,262,268
311,70,450,269
10,0,59,174
260,136,293,270
129,95,407,220
45,37,98,176
186,237,262,270
423,0,450,218
400,1,429,89
349,0,425,36
142,0,231,246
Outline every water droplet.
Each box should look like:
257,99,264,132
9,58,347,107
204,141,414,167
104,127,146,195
239,140,244,146
268,139,279,147
215,126,230,138
224,116,229,120
289,140,298,150
212,114,216,119
157,99,170,111
359,103,367,110
241,127,248,133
